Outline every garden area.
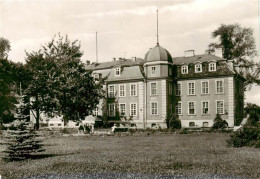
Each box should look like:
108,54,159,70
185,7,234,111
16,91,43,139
0,131,260,179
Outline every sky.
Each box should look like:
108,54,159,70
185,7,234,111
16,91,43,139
0,0,259,105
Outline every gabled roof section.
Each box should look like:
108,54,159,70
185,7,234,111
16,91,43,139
173,54,224,65
85,58,144,70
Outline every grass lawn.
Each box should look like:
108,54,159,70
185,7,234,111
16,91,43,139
0,132,259,179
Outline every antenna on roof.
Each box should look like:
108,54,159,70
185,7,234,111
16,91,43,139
156,9,159,45
96,31,98,63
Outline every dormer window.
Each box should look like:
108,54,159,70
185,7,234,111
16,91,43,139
93,74,100,81
151,66,156,75
115,67,121,76
195,64,202,73
181,65,188,74
209,62,216,71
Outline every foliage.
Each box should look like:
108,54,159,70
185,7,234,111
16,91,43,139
212,114,228,130
166,114,181,129
0,37,11,59
244,103,260,126
207,24,259,89
179,128,189,134
24,34,104,128
2,120,45,161
78,125,84,131
226,124,260,148
84,124,91,134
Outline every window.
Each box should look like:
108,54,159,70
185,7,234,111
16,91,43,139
189,122,195,127
188,102,195,115
209,62,216,71
94,74,100,81
202,101,209,114
151,102,158,115
130,103,137,116
188,82,195,95
181,65,188,74
195,64,202,73
108,85,115,97
119,103,126,116
201,81,209,94
203,122,209,127
93,107,98,116
175,102,182,115
109,104,115,117
216,80,224,94
176,82,182,96
169,83,173,95
216,101,224,114
119,84,126,97
115,67,121,76
151,66,156,75
151,82,157,95
130,83,137,96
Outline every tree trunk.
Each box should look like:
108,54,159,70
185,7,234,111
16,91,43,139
34,108,40,130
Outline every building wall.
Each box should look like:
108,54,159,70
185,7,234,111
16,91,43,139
176,76,234,128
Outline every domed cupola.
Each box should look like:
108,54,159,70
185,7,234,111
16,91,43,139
144,44,173,63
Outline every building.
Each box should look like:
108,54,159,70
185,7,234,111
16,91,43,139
86,43,245,129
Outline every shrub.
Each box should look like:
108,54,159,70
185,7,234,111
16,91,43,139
78,125,84,131
212,114,228,130
2,120,45,161
226,125,260,148
179,128,189,134
166,114,181,129
84,124,91,134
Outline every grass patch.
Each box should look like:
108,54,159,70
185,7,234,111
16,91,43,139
0,133,259,178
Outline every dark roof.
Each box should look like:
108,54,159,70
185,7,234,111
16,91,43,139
173,54,224,65
144,44,173,63
86,58,144,70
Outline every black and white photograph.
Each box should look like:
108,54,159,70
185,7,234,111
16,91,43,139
0,0,259,178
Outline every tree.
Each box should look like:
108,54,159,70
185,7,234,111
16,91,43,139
2,120,45,161
207,24,259,89
25,34,104,128
212,114,228,130
0,37,11,59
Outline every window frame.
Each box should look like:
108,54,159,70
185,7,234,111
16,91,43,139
175,101,182,115
188,101,196,115
150,101,158,115
201,81,209,94
195,63,202,73
130,83,138,96
119,103,126,116
209,62,216,72
108,103,115,117
187,82,195,95
181,65,188,74
201,101,210,115
151,66,156,75
215,79,224,94
150,82,157,96
176,82,182,96
119,84,126,97
216,100,224,114
130,103,137,116
93,107,99,116
108,85,115,98
115,67,121,76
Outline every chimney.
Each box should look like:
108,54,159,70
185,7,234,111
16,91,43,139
131,57,137,62
86,60,90,65
185,50,195,57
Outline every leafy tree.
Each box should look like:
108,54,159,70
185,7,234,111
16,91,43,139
212,114,228,130
244,103,260,126
207,24,259,89
0,37,11,59
25,34,104,128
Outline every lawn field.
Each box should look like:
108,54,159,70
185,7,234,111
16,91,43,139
0,133,260,179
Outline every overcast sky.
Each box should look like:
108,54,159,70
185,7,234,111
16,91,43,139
0,0,259,105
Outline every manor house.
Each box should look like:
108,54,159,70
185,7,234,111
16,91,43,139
86,43,245,128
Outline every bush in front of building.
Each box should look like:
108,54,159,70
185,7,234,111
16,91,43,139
166,114,181,130
212,114,228,130
226,124,260,148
